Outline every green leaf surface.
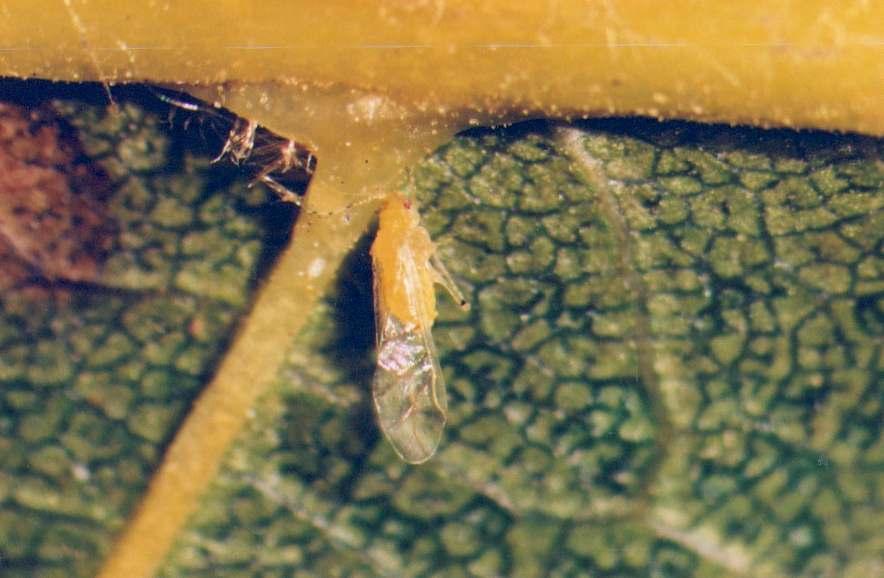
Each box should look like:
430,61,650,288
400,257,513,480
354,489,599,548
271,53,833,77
2,86,882,578
163,121,882,577
0,85,296,577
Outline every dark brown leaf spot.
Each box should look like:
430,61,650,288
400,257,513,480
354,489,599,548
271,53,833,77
0,102,116,288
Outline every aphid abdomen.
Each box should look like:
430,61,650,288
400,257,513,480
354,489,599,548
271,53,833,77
370,193,453,464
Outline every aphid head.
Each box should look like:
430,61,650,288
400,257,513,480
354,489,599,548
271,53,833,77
377,193,421,230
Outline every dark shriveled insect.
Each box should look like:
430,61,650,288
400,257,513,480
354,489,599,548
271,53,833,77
153,88,315,204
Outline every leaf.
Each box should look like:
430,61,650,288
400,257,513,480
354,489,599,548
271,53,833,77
2,85,882,578
166,122,880,577
0,84,297,577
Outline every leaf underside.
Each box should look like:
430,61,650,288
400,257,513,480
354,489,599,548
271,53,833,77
1,84,881,578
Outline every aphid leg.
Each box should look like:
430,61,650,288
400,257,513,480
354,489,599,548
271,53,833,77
429,253,470,311
257,176,303,205
252,140,295,181
249,140,307,204
277,140,300,172
214,118,258,165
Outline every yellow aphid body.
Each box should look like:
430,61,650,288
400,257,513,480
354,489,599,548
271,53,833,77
370,193,466,464
372,195,439,327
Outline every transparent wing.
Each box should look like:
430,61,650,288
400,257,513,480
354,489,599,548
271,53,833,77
372,313,447,463
372,259,447,464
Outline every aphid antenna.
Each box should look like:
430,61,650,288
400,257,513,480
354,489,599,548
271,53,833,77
150,87,226,145
99,81,119,114
150,88,203,112
315,191,472,310
299,190,394,224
